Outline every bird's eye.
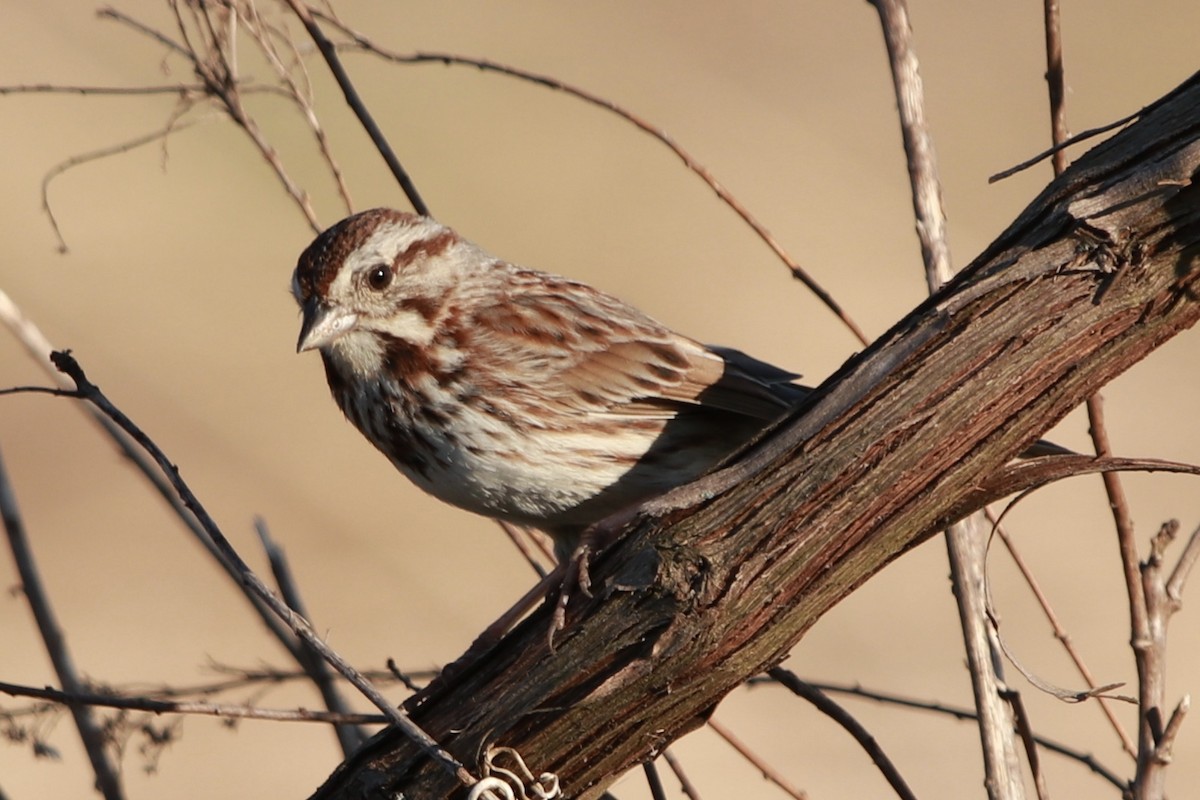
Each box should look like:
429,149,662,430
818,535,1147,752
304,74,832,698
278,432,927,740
366,263,393,291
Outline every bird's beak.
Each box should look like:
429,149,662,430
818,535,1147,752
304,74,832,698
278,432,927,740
297,298,358,353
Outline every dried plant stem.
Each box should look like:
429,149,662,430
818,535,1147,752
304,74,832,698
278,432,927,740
174,0,320,229
281,0,428,216
1036,0,1152,772
0,83,206,96
769,668,916,800
1042,0,1069,176
988,112,1138,184
255,518,367,756
1084,397,1200,798
706,717,807,800
0,288,345,699
642,760,667,800
237,1,354,214
311,8,869,347
987,509,1137,756
0,680,385,726
498,521,551,579
750,677,1128,791
661,749,703,800
40,118,200,252
0,453,125,800
48,350,475,790
868,1,1026,796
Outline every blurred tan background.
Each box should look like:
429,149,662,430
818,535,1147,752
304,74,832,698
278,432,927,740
3,1,1200,797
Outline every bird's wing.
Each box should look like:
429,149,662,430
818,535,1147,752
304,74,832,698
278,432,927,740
468,271,806,422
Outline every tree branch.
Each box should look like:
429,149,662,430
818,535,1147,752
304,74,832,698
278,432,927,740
0,452,125,800
309,72,1200,800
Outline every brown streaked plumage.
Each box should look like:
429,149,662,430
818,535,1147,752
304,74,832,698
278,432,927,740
292,208,807,558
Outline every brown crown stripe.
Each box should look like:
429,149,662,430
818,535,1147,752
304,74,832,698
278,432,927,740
296,208,423,300
394,229,457,272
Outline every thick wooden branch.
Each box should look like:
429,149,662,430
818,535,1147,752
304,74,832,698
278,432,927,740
312,72,1200,799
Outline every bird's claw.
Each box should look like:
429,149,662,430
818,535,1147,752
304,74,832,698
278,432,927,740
548,540,594,650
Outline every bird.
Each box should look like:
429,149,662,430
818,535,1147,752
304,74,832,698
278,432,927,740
292,208,808,560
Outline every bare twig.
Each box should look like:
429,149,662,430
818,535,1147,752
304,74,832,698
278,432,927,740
1087,395,1159,789
281,0,428,216
747,677,1128,791
0,83,206,96
0,288,319,681
1129,519,1199,797
1004,688,1049,800
987,508,1137,755
236,1,354,213
987,584,1131,706
385,658,425,694
1,662,440,714
661,749,703,800
97,6,189,55
313,11,869,346
47,350,475,790
0,452,125,800
497,521,551,579
1042,0,1069,176
988,112,1139,184
1165,524,1200,602
768,668,916,800
1039,0,1137,736
41,118,201,252
255,517,367,756
0,680,386,726
642,760,667,800
706,717,807,800
173,0,321,229
868,1,1026,796
867,0,950,292
15,5,327,235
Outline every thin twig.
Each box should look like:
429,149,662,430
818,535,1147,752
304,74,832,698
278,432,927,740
1042,0,1069,176
0,662,440,713
1165,523,1200,602
1127,518,1198,797
1004,689,1049,800
662,749,703,800
746,677,1128,791
867,0,951,292
0,288,315,677
44,5,324,235
41,118,201,252
281,0,428,216
47,350,475,790
988,112,1138,184
255,517,367,756
642,761,667,800
0,452,125,800
0,680,386,726
314,11,869,346
868,2,1026,797
706,717,807,800
385,658,425,694
1036,11,1141,761
987,508,1137,755
237,1,354,214
1087,396,1159,788
97,6,189,55
986,575,1132,706
768,668,915,800
0,83,206,96
498,521,551,579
